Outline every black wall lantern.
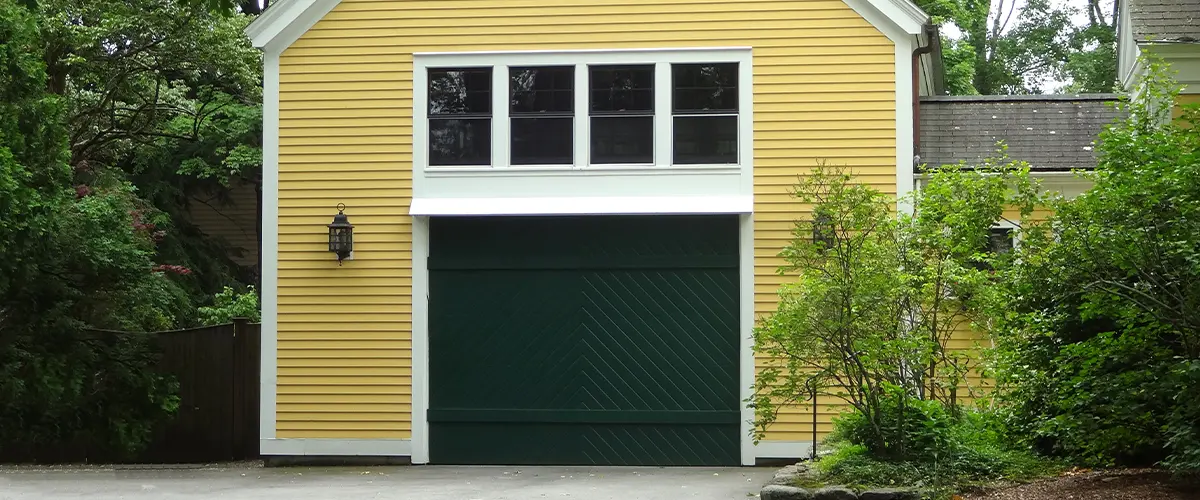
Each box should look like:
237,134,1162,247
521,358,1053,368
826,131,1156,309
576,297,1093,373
328,203,354,264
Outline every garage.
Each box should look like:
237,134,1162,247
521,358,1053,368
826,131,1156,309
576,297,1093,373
427,215,741,466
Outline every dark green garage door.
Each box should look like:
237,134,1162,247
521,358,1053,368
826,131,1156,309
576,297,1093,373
428,215,740,466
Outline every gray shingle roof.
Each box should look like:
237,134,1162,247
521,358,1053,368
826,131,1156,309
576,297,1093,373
917,94,1126,172
1129,0,1200,42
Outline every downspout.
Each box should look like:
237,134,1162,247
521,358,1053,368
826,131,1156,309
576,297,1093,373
911,23,936,163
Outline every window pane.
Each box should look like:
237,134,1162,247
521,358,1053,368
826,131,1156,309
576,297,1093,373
591,116,653,164
673,116,737,164
429,118,490,165
988,228,1015,254
590,65,654,113
511,66,573,114
511,117,573,165
673,63,738,112
429,68,491,115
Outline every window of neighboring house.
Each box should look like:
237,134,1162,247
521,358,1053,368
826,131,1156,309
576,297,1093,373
418,49,748,170
428,68,492,166
987,226,1016,254
672,63,738,164
589,64,655,164
510,66,574,165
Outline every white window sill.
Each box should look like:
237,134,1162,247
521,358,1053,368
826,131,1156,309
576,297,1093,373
424,164,741,177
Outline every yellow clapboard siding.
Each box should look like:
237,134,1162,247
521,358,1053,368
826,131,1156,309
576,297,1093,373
278,349,412,359
277,0,896,441
277,429,410,439
277,348,411,360
279,403,412,413
277,420,410,431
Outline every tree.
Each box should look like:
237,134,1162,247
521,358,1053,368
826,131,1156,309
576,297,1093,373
0,0,268,459
921,0,1116,94
37,0,264,291
1061,0,1118,93
750,160,1042,456
0,0,188,458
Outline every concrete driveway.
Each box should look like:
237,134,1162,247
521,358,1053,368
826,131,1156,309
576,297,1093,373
0,464,774,500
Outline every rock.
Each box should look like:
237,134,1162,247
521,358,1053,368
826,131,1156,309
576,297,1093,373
761,484,815,500
814,486,858,500
860,488,919,500
769,462,812,485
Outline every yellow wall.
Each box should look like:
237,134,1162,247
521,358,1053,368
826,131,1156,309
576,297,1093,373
277,0,898,441
1177,93,1200,123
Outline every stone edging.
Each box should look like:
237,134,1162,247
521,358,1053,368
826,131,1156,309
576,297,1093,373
761,462,922,500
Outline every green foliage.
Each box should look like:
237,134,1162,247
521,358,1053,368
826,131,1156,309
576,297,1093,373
989,57,1200,474
916,0,1116,94
0,0,261,459
197,286,260,325
751,160,1045,453
817,406,1062,498
828,384,956,461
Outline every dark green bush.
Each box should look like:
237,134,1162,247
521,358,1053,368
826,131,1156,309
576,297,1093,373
988,63,1200,474
818,400,1061,497
828,384,956,461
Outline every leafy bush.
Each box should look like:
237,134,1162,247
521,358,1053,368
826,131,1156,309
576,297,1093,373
197,286,260,325
988,57,1200,474
828,384,956,461
751,161,1044,453
818,405,1062,498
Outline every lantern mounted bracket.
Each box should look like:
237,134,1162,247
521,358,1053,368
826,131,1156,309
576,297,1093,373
327,203,354,265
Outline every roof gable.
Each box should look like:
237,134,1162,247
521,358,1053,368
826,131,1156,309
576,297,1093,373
244,0,932,52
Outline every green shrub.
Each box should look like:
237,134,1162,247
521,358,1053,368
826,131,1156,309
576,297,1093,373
197,286,260,325
816,404,1062,498
828,384,956,461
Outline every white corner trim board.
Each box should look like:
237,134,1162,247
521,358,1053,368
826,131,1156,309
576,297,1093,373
261,439,413,457
258,52,279,442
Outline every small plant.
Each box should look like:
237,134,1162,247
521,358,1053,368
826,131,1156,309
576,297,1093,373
197,286,260,325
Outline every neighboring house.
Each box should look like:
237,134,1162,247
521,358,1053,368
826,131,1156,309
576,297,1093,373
918,93,1124,201
1118,0,1200,108
187,178,262,274
245,0,943,466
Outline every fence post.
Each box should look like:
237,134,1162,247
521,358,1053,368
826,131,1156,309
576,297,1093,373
232,318,249,460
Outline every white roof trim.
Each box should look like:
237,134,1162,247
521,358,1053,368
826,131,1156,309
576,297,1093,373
244,0,340,52
409,196,754,216
245,0,929,51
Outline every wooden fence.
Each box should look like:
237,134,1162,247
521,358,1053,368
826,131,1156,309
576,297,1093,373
139,319,260,463
0,320,260,464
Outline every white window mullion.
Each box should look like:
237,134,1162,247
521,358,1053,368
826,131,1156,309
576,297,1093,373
654,62,672,167
492,64,509,168
574,63,589,169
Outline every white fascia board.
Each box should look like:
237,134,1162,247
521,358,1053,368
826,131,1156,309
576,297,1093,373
843,0,929,41
409,196,753,216
244,0,341,52
753,441,815,460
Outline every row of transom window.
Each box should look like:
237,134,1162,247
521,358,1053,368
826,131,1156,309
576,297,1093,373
425,63,740,167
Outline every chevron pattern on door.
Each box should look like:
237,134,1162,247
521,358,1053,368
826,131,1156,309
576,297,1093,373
428,215,740,465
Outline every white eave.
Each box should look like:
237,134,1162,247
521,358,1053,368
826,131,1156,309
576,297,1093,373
245,0,930,52
244,0,340,52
